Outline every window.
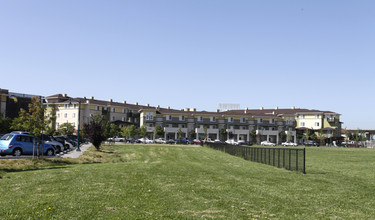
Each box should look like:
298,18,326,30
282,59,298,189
122,117,126,121
197,116,203,121
300,122,305,127
240,118,246,123
57,113,60,118
146,113,149,120
150,113,154,120
315,114,320,119
270,119,275,124
210,116,216,122
179,115,185,121
315,122,320,126
73,104,77,109
72,122,75,126
112,116,115,121
228,117,233,122
258,118,263,123
64,113,67,118
122,109,126,114
166,115,171,120
72,113,76,118
300,115,305,119
56,123,59,128
96,106,100,111
64,104,68,109
112,108,115,113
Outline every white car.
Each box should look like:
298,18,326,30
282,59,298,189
155,138,167,144
138,138,154,144
281,141,297,146
261,141,276,146
225,139,239,145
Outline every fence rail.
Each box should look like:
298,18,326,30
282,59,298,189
205,143,306,174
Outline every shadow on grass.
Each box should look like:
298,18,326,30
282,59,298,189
1,166,69,174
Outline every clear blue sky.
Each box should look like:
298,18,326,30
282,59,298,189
1,1,374,129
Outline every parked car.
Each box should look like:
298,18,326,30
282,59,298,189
261,141,276,146
304,140,320,147
155,138,167,144
166,139,177,144
203,138,215,143
108,136,125,142
138,138,154,144
0,133,56,156
214,139,223,143
41,134,66,153
281,141,298,146
126,138,139,143
176,138,191,144
193,139,201,144
54,135,75,150
225,139,239,145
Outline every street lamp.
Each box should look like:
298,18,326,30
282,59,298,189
69,98,81,151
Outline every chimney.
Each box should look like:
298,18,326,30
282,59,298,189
291,106,295,110
109,99,113,102
146,104,150,107
122,101,126,104
260,107,264,110
90,96,94,100
184,108,189,111
275,106,278,110
156,105,160,109
190,108,196,112
167,106,170,109
245,107,248,113
217,109,220,113
135,102,138,105
62,94,67,97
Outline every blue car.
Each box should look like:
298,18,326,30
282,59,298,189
0,133,56,156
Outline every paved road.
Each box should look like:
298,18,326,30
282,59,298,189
0,144,91,160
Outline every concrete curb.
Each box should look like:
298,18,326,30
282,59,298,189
61,143,92,159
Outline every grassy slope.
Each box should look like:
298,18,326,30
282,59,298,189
0,145,374,219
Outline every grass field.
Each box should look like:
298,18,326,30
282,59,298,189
1,144,375,219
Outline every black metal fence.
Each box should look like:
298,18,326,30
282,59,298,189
205,143,306,174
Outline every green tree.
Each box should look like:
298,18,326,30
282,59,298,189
83,114,106,150
127,125,138,138
219,128,227,141
189,130,196,140
45,104,57,135
177,128,184,139
139,125,147,138
279,131,287,142
318,129,326,146
109,124,120,137
59,122,75,135
153,126,165,139
0,116,12,133
250,129,256,143
310,133,317,141
203,126,208,139
303,129,310,141
10,97,46,138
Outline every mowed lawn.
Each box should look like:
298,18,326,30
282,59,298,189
1,145,375,219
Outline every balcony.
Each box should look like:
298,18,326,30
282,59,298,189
226,128,249,135
164,127,187,133
195,128,218,134
328,118,335,122
256,130,279,136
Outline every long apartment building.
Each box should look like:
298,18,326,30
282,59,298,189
44,94,342,144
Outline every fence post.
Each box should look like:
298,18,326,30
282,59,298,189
296,149,298,171
288,149,291,170
303,148,306,174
